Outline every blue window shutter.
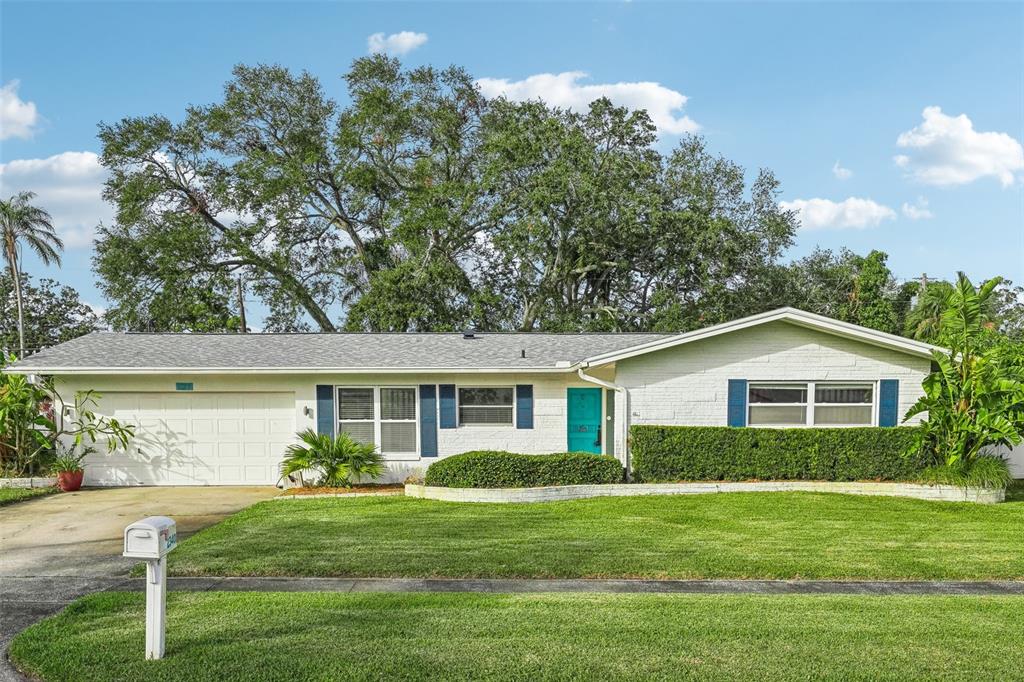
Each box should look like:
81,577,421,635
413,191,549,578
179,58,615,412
316,385,335,437
516,385,534,429
727,379,748,427
419,385,438,457
439,384,457,429
879,379,899,427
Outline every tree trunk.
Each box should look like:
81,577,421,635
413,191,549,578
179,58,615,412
5,243,25,357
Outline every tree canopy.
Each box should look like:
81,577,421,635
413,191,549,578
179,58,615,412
94,56,1022,344
95,56,797,333
0,273,99,355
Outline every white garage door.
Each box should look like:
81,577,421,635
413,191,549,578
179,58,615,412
83,392,296,486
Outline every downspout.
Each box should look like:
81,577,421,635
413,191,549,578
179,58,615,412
576,366,632,480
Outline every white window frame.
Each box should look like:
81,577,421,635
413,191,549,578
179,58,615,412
748,381,877,428
336,386,376,446
456,385,516,428
812,383,877,427
335,385,421,460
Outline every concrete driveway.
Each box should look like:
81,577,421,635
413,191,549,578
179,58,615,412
0,486,277,681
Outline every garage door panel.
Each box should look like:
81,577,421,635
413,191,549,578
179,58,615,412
83,392,295,486
268,418,292,433
241,395,267,410
245,465,272,483
138,395,164,411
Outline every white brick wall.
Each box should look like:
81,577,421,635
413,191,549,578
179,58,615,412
55,324,937,485
613,321,932,456
57,371,605,484
994,444,1024,478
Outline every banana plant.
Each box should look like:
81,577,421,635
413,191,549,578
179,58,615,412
905,273,1024,472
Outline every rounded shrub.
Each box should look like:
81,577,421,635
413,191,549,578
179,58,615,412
424,451,624,488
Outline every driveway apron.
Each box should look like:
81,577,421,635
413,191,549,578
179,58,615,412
0,486,276,681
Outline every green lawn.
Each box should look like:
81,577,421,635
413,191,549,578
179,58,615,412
0,486,56,507
11,592,1024,681
165,491,1024,580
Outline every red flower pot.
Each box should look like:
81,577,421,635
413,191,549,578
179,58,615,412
57,470,84,492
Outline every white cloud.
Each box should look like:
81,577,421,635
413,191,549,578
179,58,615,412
0,80,40,140
832,160,852,180
901,196,933,221
367,31,428,56
779,197,896,230
83,301,107,319
895,106,1024,187
0,151,110,248
476,71,699,135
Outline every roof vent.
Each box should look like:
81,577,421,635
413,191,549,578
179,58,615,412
462,330,476,340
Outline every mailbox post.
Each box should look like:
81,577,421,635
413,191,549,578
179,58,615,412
123,516,177,660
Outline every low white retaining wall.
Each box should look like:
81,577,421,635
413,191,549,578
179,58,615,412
0,477,57,489
405,481,1005,504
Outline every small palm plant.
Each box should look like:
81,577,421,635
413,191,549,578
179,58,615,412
280,429,385,487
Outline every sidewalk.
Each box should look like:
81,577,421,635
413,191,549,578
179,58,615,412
137,576,1024,596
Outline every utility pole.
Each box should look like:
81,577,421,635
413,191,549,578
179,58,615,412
237,276,247,333
919,273,929,291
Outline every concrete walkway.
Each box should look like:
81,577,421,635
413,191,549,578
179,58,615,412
114,576,1024,596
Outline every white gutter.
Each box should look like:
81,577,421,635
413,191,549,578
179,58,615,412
576,367,632,479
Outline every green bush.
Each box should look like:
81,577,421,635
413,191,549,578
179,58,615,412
631,425,928,483
918,456,1012,490
425,451,624,488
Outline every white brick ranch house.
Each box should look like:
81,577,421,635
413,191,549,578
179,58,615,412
7,307,1020,485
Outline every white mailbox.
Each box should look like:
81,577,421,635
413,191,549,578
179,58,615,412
123,516,177,559
124,515,177,660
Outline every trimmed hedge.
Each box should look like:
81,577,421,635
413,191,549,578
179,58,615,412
631,425,927,483
425,451,624,489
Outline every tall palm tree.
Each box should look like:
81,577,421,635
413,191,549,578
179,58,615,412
904,281,954,343
0,192,63,357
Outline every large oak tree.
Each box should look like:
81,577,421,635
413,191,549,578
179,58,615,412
95,56,799,332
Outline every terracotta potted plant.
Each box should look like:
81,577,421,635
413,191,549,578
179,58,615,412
52,451,88,492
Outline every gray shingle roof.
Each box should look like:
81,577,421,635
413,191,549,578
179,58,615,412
8,331,673,372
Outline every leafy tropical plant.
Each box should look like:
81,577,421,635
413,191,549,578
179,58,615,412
280,429,385,487
904,273,1023,487
0,192,63,357
51,451,88,474
0,354,134,477
54,389,133,460
0,360,55,476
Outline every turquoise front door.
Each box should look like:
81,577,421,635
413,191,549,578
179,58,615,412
567,387,602,454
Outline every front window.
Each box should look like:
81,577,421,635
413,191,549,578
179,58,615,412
337,386,418,455
748,382,874,427
380,387,417,453
813,384,873,426
338,387,375,446
458,387,513,425
748,384,808,426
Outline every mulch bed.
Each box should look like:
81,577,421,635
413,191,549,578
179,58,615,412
279,484,405,497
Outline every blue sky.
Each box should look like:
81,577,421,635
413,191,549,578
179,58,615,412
1,1,1022,322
